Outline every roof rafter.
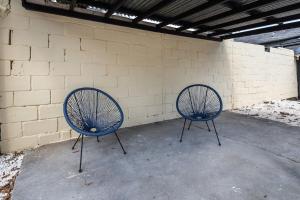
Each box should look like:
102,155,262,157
23,0,300,43
208,13,300,37
177,0,278,32
77,0,135,16
22,0,221,42
224,1,267,19
156,0,229,29
221,21,300,39
76,0,192,26
195,2,300,34
260,35,300,46
105,0,127,18
278,42,300,48
132,0,177,24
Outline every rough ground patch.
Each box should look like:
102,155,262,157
0,153,23,200
233,100,300,126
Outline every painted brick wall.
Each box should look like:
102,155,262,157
0,1,297,152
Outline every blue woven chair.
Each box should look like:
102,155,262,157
63,87,126,172
176,84,223,145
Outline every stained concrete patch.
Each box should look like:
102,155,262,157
13,112,300,200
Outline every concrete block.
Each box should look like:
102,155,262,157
81,38,106,52
51,89,68,104
164,94,177,104
0,122,22,140
0,135,38,153
31,76,64,90
94,76,117,88
71,130,79,138
31,47,64,62
60,131,71,141
30,18,64,35
64,23,94,39
49,35,80,50
39,104,63,119
0,92,13,108
65,76,93,89
0,28,10,44
0,60,11,75
14,90,50,106
107,42,129,54
116,73,129,84
270,47,295,56
163,112,179,121
147,105,163,117
81,63,106,76
58,117,70,131
117,54,162,66
119,95,162,107
64,50,90,63
0,76,30,91
0,14,29,30
95,28,135,44
0,106,37,123
12,61,49,75
104,87,129,98
65,50,117,64
23,119,57,136
165,103,173,113
8,0,27,15
129,44,149,56
50,62,80,75
107,65,129,76
129,86,148,97
12,29,48,47
129,106,146,119
38,132,60,146
0,44,30,60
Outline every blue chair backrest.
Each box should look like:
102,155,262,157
176,84,223,121
63,87,124,136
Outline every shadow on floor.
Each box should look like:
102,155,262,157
13,112,300,200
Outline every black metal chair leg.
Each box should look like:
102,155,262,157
97,136,100,142
79,134,84,173
188,120,192,130
212,120,221,146
72,134,81,150
206,121,211,132
114,132,127,154
180,118,187,142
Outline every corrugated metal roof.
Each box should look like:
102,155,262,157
183,4,231,23
205,12,251,26
155,0,208,18
123,0,162,12
23,0,300,47
222,19,266,30
257,0,300,12
235,28,300,50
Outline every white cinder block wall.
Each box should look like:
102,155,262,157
0,1,297,152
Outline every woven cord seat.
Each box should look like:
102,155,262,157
63,87,126,172
176,84,223,145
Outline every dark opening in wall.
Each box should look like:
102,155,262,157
265,47,270,52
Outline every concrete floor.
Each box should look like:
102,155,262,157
13,112,300,200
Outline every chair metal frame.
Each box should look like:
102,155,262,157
63,87,126,172
176,84,223,145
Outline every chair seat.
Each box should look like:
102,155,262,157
189,112,217,121
176,84,223,121
81,121,121,136
63,87,124,137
